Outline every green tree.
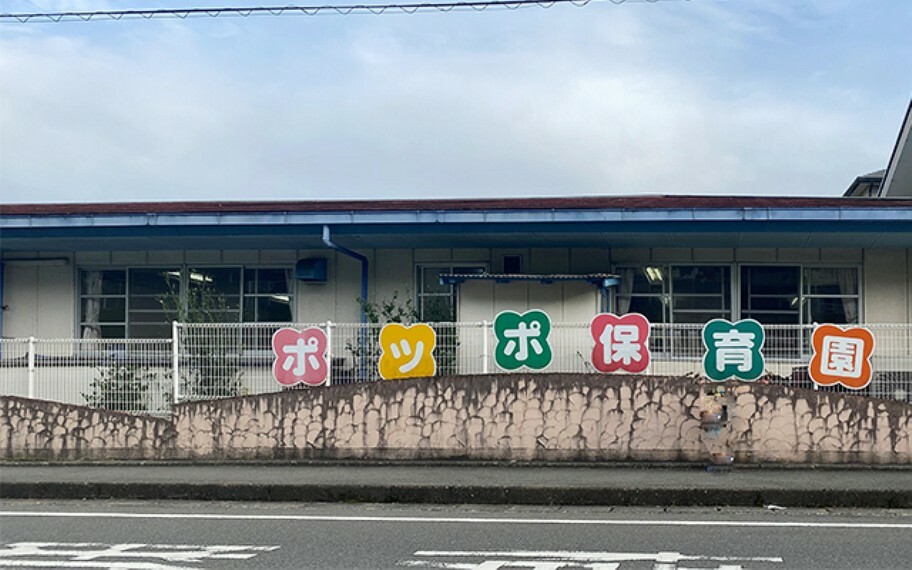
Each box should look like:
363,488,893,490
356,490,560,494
159,278,244,400
359,290,419,325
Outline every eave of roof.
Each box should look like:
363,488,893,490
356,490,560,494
3,195,912,216
3,195,911,252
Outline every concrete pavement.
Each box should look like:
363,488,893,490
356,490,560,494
1,461,911,508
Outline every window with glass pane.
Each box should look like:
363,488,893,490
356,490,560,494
243,268,293,322
617,265,731,324
740,266,858,326
79,270,127,339
671,265,731,323
616,266,668,322
739,265,801,358
673,265,731,353
79,266,294,339
740,266,800,324
802,267,858,324
626,296,667,324
128,268,181,338
416,265,485,322
187,267,242,323
616,264,731,354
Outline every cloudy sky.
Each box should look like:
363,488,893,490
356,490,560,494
1,0,909,203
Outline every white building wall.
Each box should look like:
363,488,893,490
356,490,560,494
2,264,39,338
458,281,599,322
305,248,352,322
2,258,74,338
2,246,911,338
863,248,910,324
330,249,366,323
371,249,414,316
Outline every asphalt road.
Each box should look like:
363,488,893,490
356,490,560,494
5,463,912,508
2,500,911,569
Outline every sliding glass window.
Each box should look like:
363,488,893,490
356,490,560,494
616,265,731,355
616,265,731,324
79,267,294,339
416,264,486,322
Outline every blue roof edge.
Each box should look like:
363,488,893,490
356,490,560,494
3,206,912,231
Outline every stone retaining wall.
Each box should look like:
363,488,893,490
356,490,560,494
728,384,911,463
2,374,911,463
0,396,175,460
175,374,705,461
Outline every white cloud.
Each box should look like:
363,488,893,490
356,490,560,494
0,1,908,203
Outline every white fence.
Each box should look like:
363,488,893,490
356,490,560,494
0,338,174,415
2,322,911,415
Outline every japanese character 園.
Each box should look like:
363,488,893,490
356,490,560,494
809,324,875,390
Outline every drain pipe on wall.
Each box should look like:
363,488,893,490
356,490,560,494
322,224,369,324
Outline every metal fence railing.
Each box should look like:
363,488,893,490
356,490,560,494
0,338,174,415
2,322,910,415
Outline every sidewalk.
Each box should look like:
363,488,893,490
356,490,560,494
1,462,911,508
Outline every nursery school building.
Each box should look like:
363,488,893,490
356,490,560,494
0,97,912,406
1,192,912,411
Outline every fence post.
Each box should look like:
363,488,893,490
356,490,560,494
27,336,36,399
325,320,333,387
482,321,489,374
171,321,180,404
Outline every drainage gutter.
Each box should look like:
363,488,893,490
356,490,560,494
321,225,369,324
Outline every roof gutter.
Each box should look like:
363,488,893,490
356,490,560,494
4,206,912,232
322,224,369,324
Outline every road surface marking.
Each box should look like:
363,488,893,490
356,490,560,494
0,542,280,570
412,551,784,562
400,549,784,569
1,511,911,529
0,562,184,569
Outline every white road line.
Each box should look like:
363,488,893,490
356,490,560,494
412,551,785,563
1,511,911,529
0,561,186,569
399,562,477,570
0,543,280,569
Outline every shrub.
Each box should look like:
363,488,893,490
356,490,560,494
83,364,157,413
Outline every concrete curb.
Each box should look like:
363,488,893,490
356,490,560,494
3,460,911,470
3,481,910,508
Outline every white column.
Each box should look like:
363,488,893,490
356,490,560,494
171,321,181,404
325,320,333,387
27,336,36,399
482,321,490,374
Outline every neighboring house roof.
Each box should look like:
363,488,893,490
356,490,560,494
2,195,911,252
843,169,885,197
879,99,912,197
